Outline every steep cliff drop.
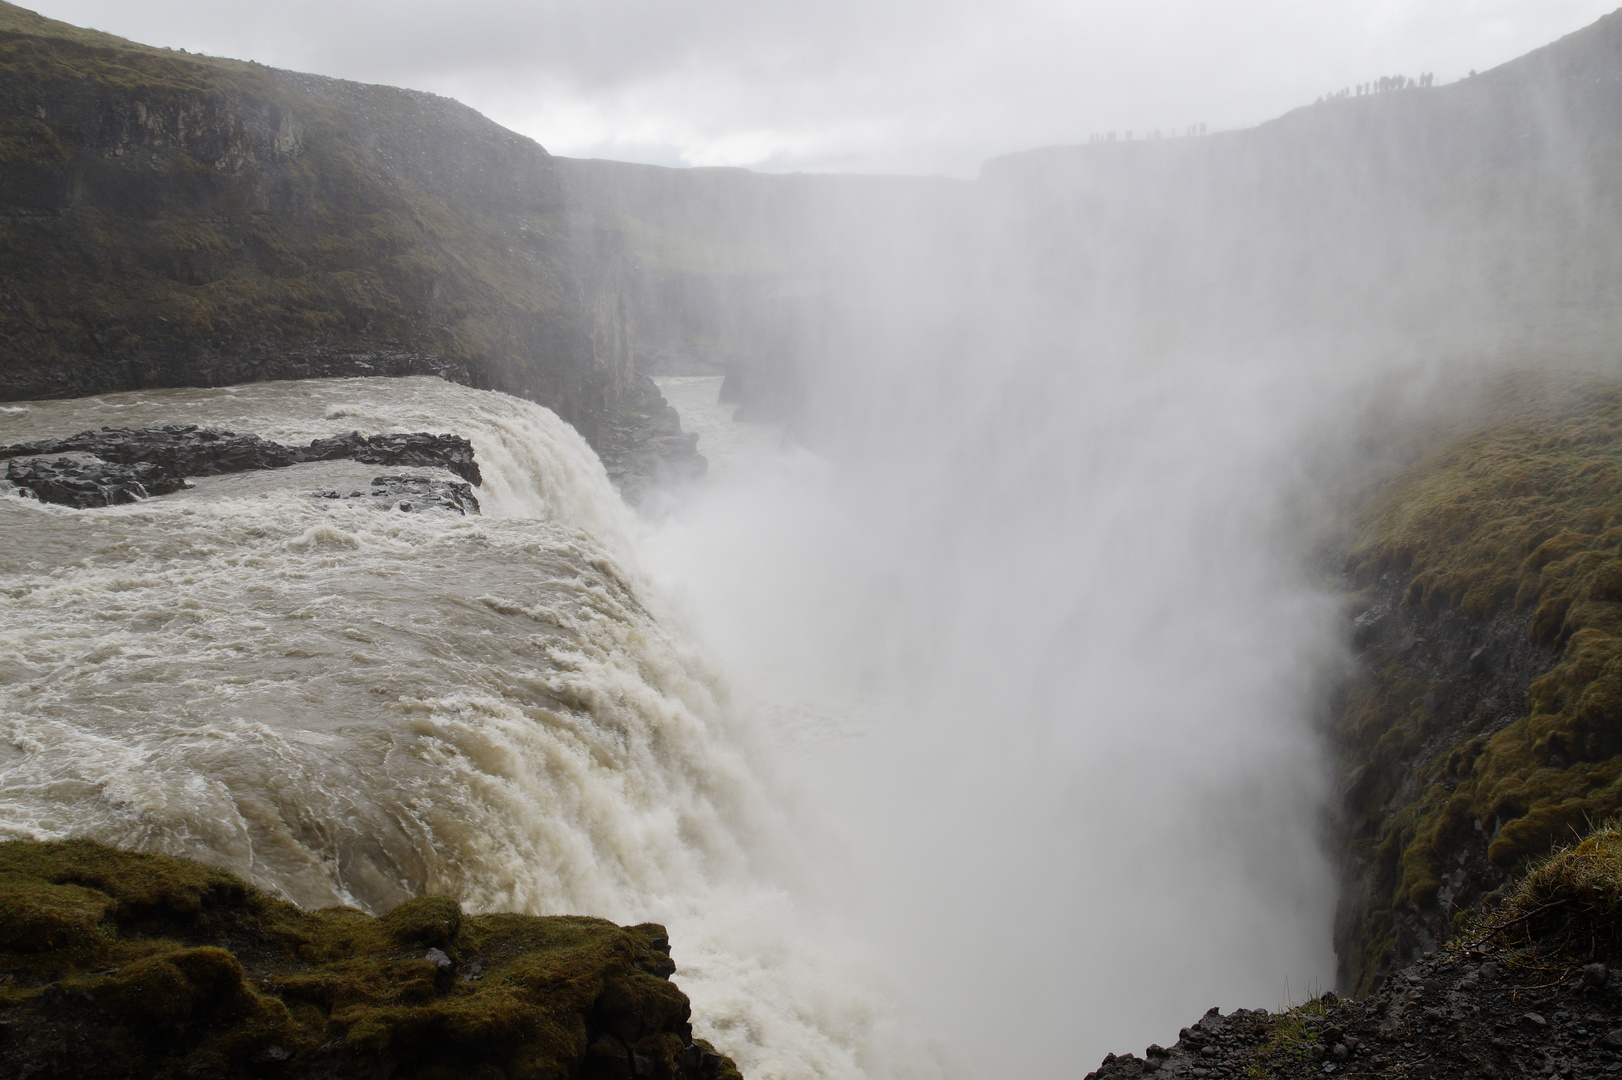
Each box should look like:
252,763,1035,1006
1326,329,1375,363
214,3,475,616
1330,378,1622,995
0,376,932,1080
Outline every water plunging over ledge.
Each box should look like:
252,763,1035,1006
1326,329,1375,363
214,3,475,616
0,375,931,1080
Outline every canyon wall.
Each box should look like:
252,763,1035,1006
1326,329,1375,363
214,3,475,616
1332,379,1622,993
0,1,676,459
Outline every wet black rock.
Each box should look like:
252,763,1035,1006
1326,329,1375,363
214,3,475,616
4,424,303,477
597,380,707,504
5,456,188,508
1088,944,1622,1080
3,425,481,508
303,431,482,485
313,475,481,515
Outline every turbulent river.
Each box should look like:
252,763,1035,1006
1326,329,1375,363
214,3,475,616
0,363,1365,1078
0,376,927,1079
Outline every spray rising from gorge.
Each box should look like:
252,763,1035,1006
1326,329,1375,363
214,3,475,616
0,353,1357,1078
5,4,1622,1077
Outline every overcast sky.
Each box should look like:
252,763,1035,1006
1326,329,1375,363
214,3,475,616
22,0,1620,175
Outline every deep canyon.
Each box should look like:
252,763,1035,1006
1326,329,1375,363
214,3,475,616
5,3,1622,1078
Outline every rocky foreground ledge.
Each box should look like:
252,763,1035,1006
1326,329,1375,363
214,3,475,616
0,840,741,1080
1,426,482,509
1088,823,1622,1080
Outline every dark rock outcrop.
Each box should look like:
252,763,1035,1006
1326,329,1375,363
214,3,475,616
313,474,481,515
597,378,707,503
0,838,743,1080
1088,950,1622,1080
3,424,481,507
4,454,189,506
1090,822,1622,1079
1084,1006,1274,1079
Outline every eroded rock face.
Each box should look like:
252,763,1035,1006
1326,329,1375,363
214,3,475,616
4,455,189,507
2,425,482,508
312,475,481,515
597,383,707,504
1325,383,1622,998
1331,568,1557,994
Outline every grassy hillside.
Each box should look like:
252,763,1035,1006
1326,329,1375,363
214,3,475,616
0,2,641,444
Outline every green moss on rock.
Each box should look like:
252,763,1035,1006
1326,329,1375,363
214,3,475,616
1334,376,1622,992
1478,817,1622,957
0,838,740,1080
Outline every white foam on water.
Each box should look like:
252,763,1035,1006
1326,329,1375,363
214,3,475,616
0,377,941,1080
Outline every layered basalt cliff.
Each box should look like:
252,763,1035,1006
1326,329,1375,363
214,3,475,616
0,2,699,485
0,839,741,1080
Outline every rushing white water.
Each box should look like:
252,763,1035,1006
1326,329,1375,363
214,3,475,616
0,365,1372,1079
0,376,935,1080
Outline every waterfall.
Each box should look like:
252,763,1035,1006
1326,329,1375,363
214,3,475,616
0,375,935,1080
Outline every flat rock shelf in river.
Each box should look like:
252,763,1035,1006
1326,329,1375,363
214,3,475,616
2,425,481,508
312,474,482,515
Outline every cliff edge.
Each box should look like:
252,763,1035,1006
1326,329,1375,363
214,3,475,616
0,839,741,1080
1332,376,1622,995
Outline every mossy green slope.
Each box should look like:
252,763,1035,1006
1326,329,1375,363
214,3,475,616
0,2,636,443
0,838,740,1080
1335,377,1622,991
